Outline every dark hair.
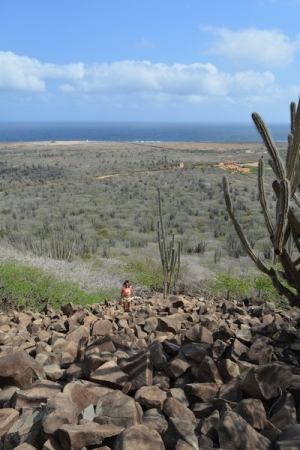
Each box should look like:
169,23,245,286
123,280,130,286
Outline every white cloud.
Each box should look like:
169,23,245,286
203,26,300,68
0,50,285,107
0,51,45,91
0,51,85,91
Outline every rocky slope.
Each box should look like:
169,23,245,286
0,295,300,449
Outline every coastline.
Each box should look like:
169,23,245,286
0,140,268,152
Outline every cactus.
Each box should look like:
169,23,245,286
223,99,300,306
157,187,181,299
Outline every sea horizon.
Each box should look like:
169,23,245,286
0,121,290,143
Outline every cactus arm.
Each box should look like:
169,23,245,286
289,101,300,190
273,179,290,254
252,113,286,180
258,157,274,235
175,241,181,282
280,248,300,292
158,188,169,272
223,176,270,274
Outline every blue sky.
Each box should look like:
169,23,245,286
1,0,300,122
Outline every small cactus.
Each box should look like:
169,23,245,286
223,99,300,306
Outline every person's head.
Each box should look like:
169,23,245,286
123,280,130,287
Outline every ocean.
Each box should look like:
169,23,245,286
0,121,290,143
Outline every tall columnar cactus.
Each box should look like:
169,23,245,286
223,99,300,306
157,188,181,299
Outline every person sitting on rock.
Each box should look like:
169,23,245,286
120,280,134,312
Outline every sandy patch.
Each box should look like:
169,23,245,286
96,174,120,179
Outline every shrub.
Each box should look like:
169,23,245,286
0,261,110,311
210,272,251,300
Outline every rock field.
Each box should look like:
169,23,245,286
0,295,300,449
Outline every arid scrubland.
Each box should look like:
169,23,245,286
0,140,287,306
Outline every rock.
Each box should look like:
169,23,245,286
184,382,219,403
0,408,19,438
163,397,197,427
10,380,62,410
120,350,152,390
233,398,267,429
113,424,165,449
162,417,198,450
269,392,297,431
3,408,45,450
148,340,168,370
55,422,123,450
42,393,78,435
63,379,113,413
217,410,272,450
142,408,168,434
94,390,142,428
184,324,213,345
163,353,190,380
0,350,46,389
197,355,223,384
241,363,293,400
90,360,129,389
247,337,273,365
134,385,167,410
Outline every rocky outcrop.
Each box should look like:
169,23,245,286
0,295,300,449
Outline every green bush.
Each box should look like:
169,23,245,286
125,257,164,291
210,272,251,300
253,273,291,309
0,261,110,311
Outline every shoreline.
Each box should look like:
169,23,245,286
0,140,270,151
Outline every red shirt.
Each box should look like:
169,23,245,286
122,286,133,297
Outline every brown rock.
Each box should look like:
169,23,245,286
113,424,165,450
56,422,123,450
42,393,77,435
90,360,128,389
10,380,62,410
163,417,198,450
142,408,168,434
0,350,46,389
0,408,19,438
63,379,113,413
163,353,190,380
241,363,293,400
185,324,213,345
197,355,223,384
233,398,267,429
217,410,272,450
120,350,152,391
94,390,142,428
134,385,167,410
163,396,197,426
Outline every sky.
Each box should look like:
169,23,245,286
1,0,300,123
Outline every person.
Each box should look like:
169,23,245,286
120,280,134,312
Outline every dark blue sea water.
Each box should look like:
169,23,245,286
0,122,289,143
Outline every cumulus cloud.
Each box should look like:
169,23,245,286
0,51,45,91
202,26,300,68
0,50,281,106
0,51,84,91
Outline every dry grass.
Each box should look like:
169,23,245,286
0,140,287,296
